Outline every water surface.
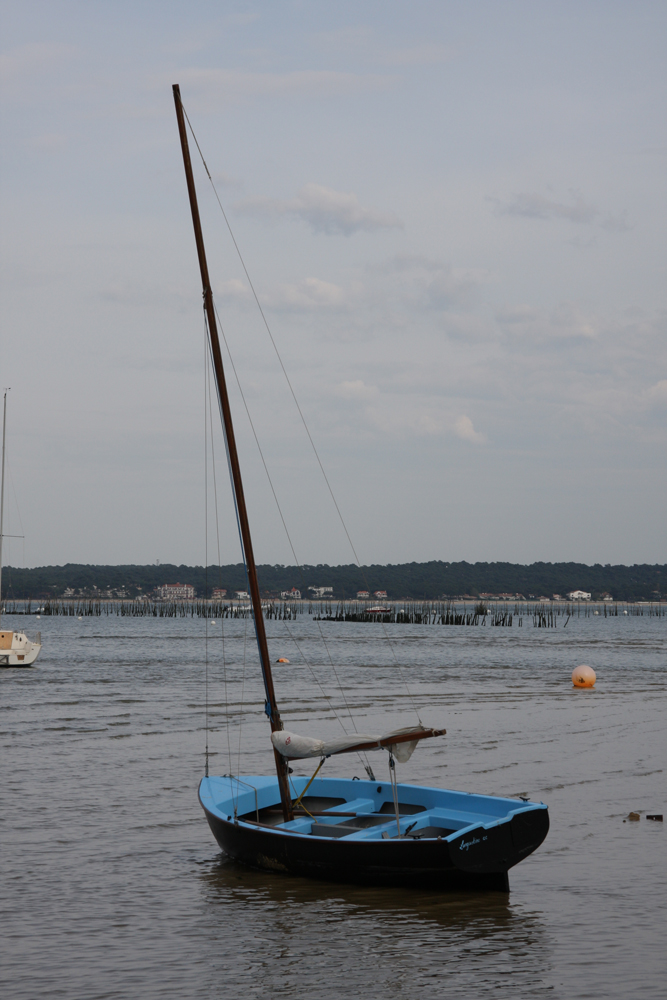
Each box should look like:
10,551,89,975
2,613,664,998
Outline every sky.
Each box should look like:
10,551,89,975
1,0,666,570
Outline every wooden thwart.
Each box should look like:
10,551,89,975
267,809,359,817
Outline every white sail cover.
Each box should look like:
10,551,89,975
271,726,427,764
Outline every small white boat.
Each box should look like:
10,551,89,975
0,390,42,668
0,628,42,666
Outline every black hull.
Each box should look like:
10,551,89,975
200,798,549,893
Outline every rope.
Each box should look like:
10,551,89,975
388,753,401,838
292,757,326,816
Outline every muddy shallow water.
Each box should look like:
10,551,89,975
2,613,664,998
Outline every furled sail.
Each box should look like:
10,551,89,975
272,725,445,764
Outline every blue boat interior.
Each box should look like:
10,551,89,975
199,775,546,841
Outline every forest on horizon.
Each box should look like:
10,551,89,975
1,560,664,602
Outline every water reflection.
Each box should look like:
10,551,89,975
197,854,553,998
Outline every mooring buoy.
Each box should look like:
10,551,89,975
572,664,596,688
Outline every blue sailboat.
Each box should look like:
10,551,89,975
173,84,549,892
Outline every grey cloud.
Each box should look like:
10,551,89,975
171,69,393,107
493,191,632,232
0,42,78,103
237,183,403,236
314,28,450,67
375,254,488,310
645,379,667,407
455,415,486,445
496,301,598,342
266,276,352,311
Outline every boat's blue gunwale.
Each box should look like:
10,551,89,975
199,775,546,842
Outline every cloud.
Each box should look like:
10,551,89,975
313,28,451,67
373,255,488,310
378,43,452,67
337,379,379,401
0,42,75,82
214,278,249,301
171,68,392,107
30,132,68,151
496,301,599,342
0,42,78,102
455,415,486,444
237,183,403,236
646,379,667,406
267,276,350,311
211,172,242,189
492,190,632,232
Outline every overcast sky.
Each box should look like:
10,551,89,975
1,1,665,571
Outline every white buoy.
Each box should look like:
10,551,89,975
572,664,596,688
36,615,41,619
78,616,83,621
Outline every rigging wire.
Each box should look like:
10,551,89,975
211,299,362,739
237,612,249,784
236,613,249,789
204,328,234,784
212,297,376,775
204,328,209,777
183,99,422,733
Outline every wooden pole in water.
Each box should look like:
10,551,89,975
172,84,293,822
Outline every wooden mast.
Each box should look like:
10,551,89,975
172,84,293,822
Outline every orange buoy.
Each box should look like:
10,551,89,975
572,664,596,688
276,657,290,663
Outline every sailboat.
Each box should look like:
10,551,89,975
0,391,42,667
173,85,548,891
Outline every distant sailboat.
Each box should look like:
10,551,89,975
0,391,41,667
173,85,548,891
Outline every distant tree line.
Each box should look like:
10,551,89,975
1,560,664,602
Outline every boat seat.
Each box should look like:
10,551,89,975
378,801,426,815
310,816,390,838
404,825,455,839
299,796,346,811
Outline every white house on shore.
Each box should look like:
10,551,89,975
567,590,591,600
280,588,301,600
309,586,333,598
158,583,195,600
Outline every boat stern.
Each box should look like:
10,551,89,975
448,803,549,874
0,630,41,667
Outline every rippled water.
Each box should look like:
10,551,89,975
2,613,664,998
